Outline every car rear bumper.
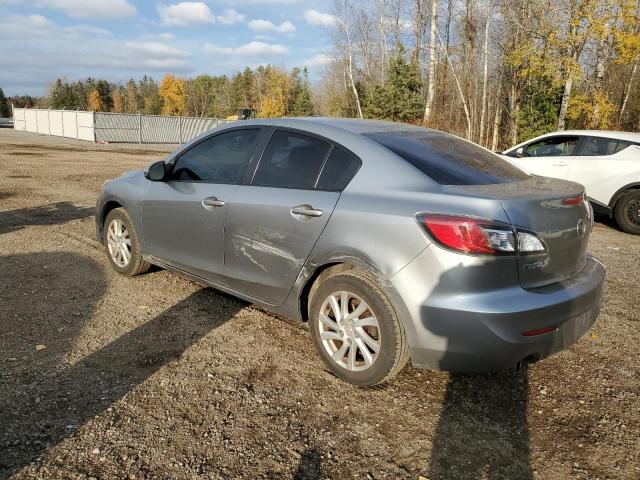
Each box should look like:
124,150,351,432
390,252,605,372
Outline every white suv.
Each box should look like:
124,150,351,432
502,130,640,234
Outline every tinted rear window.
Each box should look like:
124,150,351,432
363,130,530,185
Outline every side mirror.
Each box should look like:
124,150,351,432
515,147,525,158
144,160,167,181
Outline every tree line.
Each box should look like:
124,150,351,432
4,0,639,150
6,65,313,119
315,0,640,149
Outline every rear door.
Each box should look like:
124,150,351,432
512,135,581,180
567,136,639,205
223,129,360,305
141,127,264,284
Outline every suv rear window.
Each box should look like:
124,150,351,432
363,130,530,185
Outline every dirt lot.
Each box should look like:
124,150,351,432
0,128,638,480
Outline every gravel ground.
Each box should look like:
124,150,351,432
0,129,638,480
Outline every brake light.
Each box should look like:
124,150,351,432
522,325,558,336
562,193,585,206
419,214,515,254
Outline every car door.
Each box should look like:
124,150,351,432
512,135,581,180
141,127,264,284
223,129,359,305
567,136,637,205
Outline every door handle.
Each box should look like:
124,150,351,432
552,160,568,166
202,196,225,209
291,205,323,218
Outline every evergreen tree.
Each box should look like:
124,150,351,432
364,46,424,122
139,76,163,115
288,68,314,116
0,87,10,118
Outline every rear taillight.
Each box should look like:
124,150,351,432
562,193,585,206
418,214,547,255
418,214,515,254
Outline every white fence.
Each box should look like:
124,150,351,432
12,108,231,144
13,108,95,141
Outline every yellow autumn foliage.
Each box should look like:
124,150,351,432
88,89,103,112
159,74,187,116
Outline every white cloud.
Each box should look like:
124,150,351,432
204,41,289,56
303,53,332,67
216,9,246,25
0,14,191,94
123,41,189,59
248,19,296,34
37,0,136,19
304,9,337,27
158,2,214,27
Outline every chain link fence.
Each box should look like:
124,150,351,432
13,107,232,144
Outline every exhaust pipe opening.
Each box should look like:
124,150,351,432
515,354,540,370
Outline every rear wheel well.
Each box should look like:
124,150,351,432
300,262,370,322
610,184,640,210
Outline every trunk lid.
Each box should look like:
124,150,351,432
451,176,591,288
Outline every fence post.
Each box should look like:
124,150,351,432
76,109,79,140
138,114,142,144
61,107,65,138
34,107,38,134
47,108,51,136
178,116,183,144
92,111,96,143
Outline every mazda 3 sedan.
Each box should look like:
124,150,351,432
96,118,605,386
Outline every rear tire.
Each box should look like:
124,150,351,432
614,190,640,235
103,208,151,276
308,269,409,386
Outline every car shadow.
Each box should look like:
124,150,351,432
426,369,532,479
293,448,322,480
0,202,94,236
419,262,538,479
0,251,244,479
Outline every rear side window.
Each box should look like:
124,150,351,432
363,130,530,185
253,131,331,189
580,137,633,156
316,147,361,191
172,129,260,183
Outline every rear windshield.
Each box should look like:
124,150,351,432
363,130,530,185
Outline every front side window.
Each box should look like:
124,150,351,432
252,131,331,189
580,137,632,156
524,136,578,157
171,129,260,183
363,129,529,185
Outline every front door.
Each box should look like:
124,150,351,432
141,127,263,284
223,129,340,305
514,135,581,180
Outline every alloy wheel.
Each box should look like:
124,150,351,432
318,291,381,371
625,197,640,226
106,218,132,268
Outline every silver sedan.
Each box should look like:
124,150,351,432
96,118,605,386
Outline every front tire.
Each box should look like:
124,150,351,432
308,269,409,386
103,208,151,276
614,190,640,235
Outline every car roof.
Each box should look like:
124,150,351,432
531,130,640,143
236,116,440,136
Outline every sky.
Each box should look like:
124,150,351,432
0,0,338,96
